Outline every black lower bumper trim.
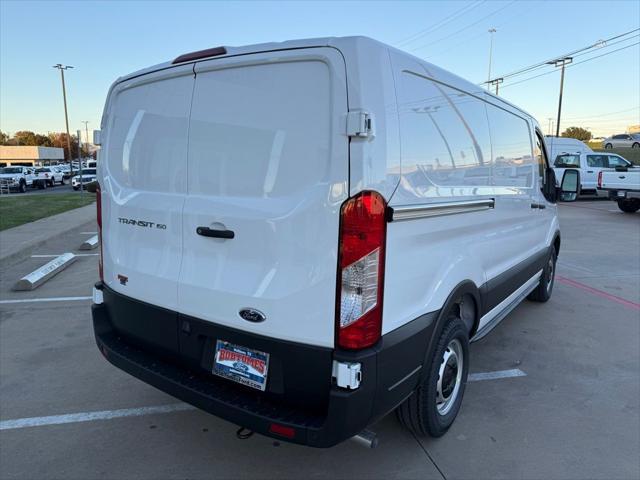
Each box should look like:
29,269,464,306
92,284,438,447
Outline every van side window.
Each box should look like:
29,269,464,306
486,105,535,189
398,72,492,196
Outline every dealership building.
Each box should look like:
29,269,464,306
0,146,65,167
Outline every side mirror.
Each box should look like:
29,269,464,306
559,169,580,202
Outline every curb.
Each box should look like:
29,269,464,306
0,204,96,264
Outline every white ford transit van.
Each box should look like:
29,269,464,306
91,37,579,447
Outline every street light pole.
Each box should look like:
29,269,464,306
53,64,74,174
487,28,497,84
548,57,573,138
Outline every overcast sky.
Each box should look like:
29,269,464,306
1,0,638,139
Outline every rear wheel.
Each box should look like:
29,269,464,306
632,143,639,149
19,180,26,193
528,246,557,302
617,199,640,213
396,316,469,437
605,143,613,149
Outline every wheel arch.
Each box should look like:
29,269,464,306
418,280,481,382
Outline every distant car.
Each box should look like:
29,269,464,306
0,166,35,192
602,133,640,149
71,168,97,190
34,167,64,187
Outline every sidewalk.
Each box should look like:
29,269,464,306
0,204,96,263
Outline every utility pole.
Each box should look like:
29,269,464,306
487,28,497,84
488,77,503,95
548,57,573,138
547,118,554,136
53,64,74,174
77,129,84,196
81,121,90,159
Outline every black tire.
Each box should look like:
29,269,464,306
396,316,469,438
72,186,80,191
605,143,613,149
632,143,639,149
617,199,640,213
48,180,54,187
528,246,557,302
19,180,26,193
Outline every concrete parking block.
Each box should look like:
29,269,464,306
79,235,99,250
12,253,77,291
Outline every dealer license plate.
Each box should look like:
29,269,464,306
213,340,270,391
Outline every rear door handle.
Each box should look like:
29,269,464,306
587,170,594,173
196,226,235,239
531,203,546,210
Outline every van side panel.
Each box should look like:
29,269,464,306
383,52,544,334
100,66,194,311
336,39,401,199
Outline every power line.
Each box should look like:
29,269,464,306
424,1,538,60
488,27,639,82
410,1,517,52
562,106,640,120
500,41,639,89
395,1,486,47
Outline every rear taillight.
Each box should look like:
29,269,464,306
597,171,603,188
336,191,387,350
96,182,103,282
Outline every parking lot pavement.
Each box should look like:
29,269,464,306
0,201,638,479
17,183,78,196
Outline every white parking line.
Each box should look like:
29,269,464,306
0,296,92,304
0,369,528,431
80,232,97,235
32,254,99,258
0,404,195,431
468,368,526,382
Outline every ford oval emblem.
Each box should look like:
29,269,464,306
239,308,266,323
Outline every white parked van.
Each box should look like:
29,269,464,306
91,37,579,447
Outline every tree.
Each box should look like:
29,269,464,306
562,127,592,142
48,132,80,160
13,130,38,145
0,131,9,145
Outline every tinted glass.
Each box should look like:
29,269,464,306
586,155,607,168
554,154,580,168
398,72,492,195
486,104,535,188
35,168,50,173
607,155,630,168
1,167,22,174
534,133,547,184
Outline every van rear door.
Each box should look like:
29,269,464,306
101,65,194,311
178,48,348,348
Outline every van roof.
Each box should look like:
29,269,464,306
110,35,535,123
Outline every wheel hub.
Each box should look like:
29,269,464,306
436,339,464,416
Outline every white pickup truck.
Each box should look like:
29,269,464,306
553,152,633,193
598,168,640,213
0,166,35,193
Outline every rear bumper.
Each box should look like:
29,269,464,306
601,189,640,200
92,283,436,447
